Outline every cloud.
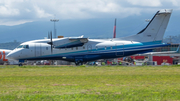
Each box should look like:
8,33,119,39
25,8,31,13
0,0,179,26
33,5,53,18
165,0,180,6
0,5,19,16
126,0,162,7
0,20,33,26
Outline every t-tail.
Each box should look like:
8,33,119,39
113,18,117,38
119,9,172,43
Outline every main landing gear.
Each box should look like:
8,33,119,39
18,63,23,66
75,60,83,66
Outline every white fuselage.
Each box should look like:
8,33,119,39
7,38,167,64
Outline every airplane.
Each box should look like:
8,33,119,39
7,9,173,66
0,49,18,65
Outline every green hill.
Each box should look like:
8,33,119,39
0,40,21,50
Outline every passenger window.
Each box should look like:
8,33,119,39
46,47,48,50
83,47,85,49
96,46,98,50
76,47,78,50
71,48,73,50
105,46,106,50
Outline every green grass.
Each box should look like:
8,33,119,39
0,65,180,101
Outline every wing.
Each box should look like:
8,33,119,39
53,37,88,48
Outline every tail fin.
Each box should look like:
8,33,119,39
113,18,117,38
119,9,172,43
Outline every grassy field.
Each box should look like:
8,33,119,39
0,65,180,101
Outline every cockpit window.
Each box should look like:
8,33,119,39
23,45,29,49
17,45,29,49
17,45,23,48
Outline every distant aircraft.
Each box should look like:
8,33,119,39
7,9,173,65
0,49,18,65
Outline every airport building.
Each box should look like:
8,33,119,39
153,44,179,53
130,43,180,65
150,43,180,65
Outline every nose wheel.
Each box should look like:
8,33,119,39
18,63,23,66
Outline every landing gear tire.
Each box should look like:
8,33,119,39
75,61,83,66
19,63,23,66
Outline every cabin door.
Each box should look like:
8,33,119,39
35,43,42,57
116,43,124,56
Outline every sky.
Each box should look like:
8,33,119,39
0,0,180,42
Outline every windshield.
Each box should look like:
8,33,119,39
17,45,23,48
17,45,29,49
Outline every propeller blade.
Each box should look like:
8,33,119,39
47,31,53,54
50,31,53,54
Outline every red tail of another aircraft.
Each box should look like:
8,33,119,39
113,18,116,38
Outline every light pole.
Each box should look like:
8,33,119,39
50,19,59,38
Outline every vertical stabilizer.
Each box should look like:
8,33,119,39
118,9,172,42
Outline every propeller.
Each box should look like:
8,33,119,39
47,31,53,54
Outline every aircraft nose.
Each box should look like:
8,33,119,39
7,49,22,60
7,52,16,59
7,53,12,59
